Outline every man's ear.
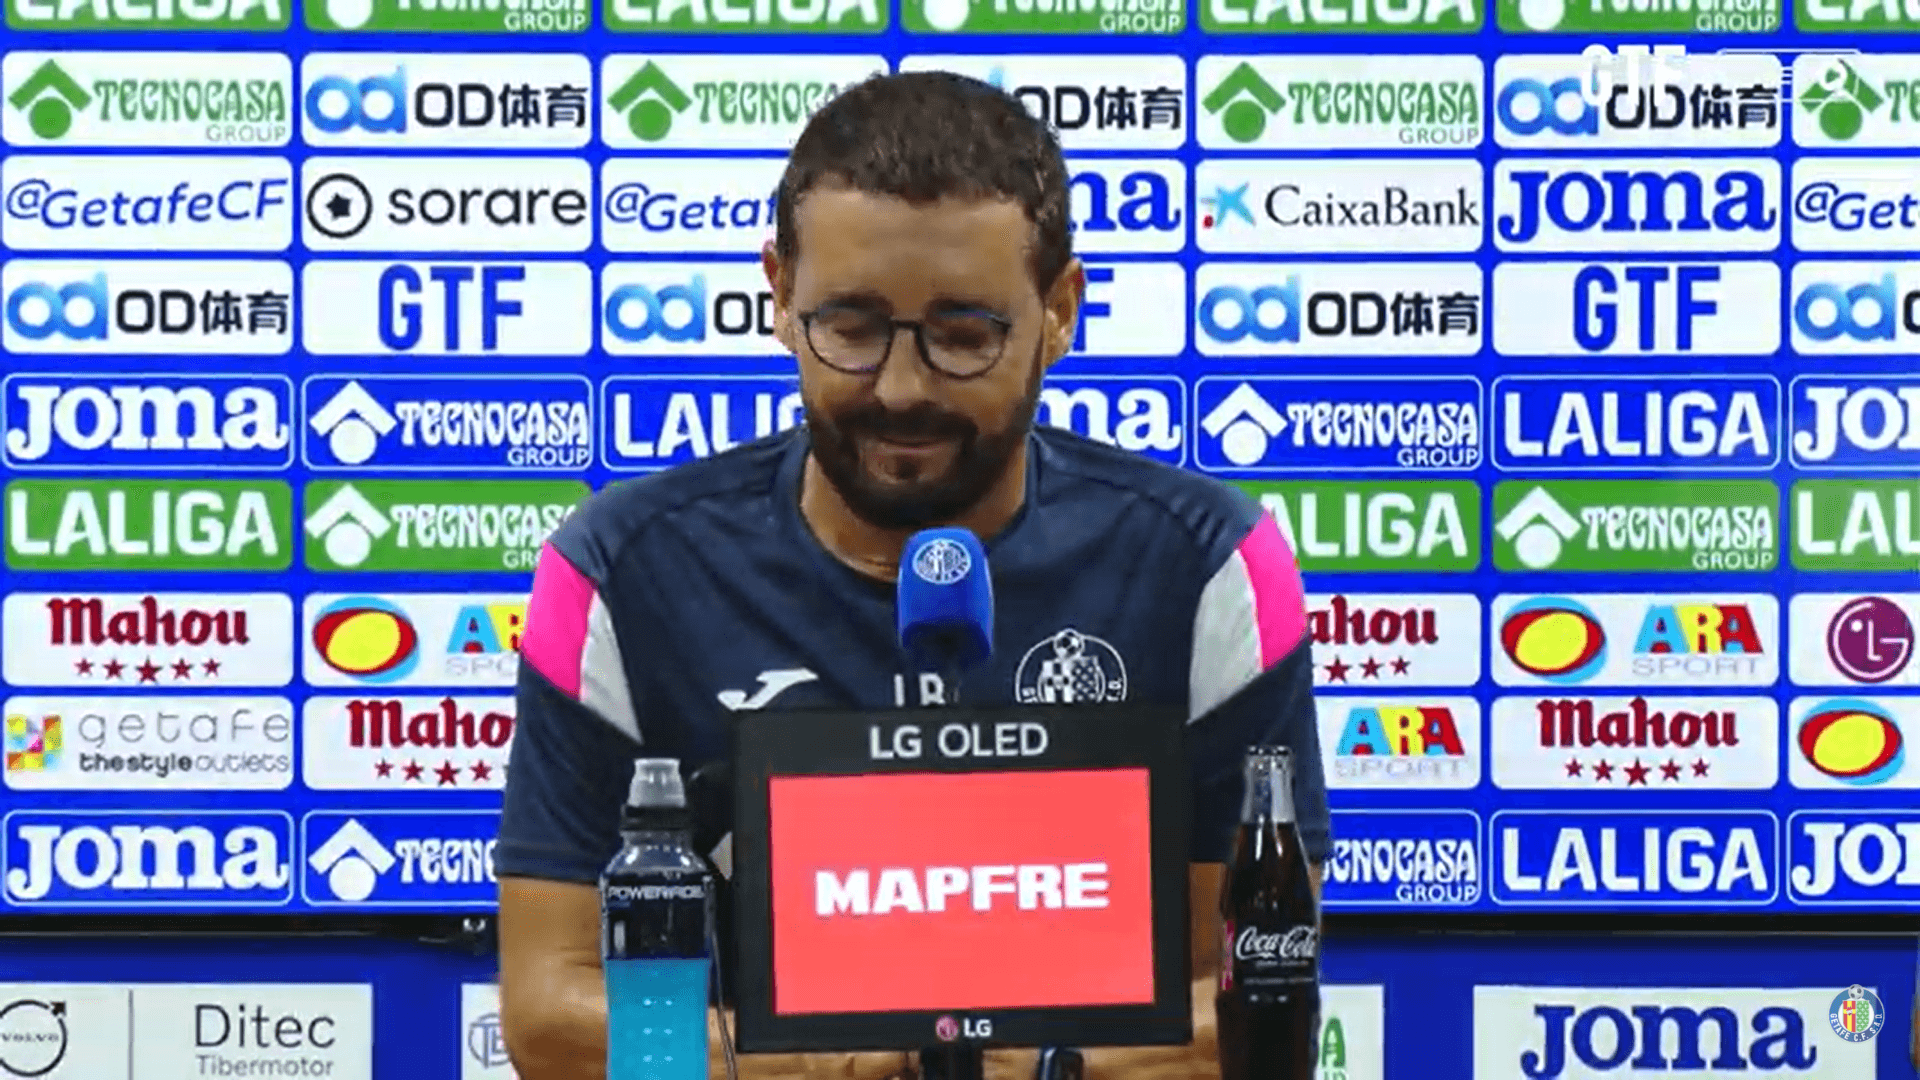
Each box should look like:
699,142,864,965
1040,258,1085,372
763,240,799,354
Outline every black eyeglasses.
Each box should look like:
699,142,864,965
800,304,1013,380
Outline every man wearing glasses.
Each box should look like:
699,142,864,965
495,71,1329,1080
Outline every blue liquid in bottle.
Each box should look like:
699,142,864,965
604,758,714,1080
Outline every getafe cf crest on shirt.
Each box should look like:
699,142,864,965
1013,628,1129,704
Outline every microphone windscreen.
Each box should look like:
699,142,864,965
896,527,994,671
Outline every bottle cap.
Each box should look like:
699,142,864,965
627,758,687,809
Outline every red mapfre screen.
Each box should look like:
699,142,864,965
766,768,1157,1015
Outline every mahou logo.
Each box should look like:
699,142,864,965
1235,924,1318,963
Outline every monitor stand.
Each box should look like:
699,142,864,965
918,1045,983,1080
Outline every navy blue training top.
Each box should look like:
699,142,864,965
497,426,1330,884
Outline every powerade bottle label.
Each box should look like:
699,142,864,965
603,875,712,961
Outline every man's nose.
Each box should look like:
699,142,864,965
871,325,937,408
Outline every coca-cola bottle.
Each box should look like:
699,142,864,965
1216,746,1321,1080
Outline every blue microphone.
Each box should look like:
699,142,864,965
896,527,994,684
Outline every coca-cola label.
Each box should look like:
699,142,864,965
1236,924,1318,963
1224,921,1318,990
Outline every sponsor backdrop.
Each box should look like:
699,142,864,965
0,931,1913,1080
2,0,1919,929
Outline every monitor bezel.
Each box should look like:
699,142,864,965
730,703,1193,1053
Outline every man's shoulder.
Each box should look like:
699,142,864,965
545,431,793,580
1035,427,1264,569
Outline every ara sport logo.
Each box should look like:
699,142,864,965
1,811,294,906
1495,594,1776,689
306,593,523,689
1793,696,1911,789
1321,698,1480,789
3,261,293,354
302,375,592,472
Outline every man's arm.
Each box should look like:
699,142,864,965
499,877,611,1078
497,541,649,1079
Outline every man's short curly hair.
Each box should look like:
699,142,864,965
774,70,1074,295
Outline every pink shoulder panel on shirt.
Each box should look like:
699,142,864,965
522,542,594,699
1238,512,1307,668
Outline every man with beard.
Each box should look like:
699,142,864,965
496,71,1328,1080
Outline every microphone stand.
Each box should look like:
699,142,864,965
913,664,1080,1080
917,660,988,1080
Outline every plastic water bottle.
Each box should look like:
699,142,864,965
603,758,714,1080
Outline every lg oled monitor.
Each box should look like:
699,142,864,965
730,703,1192,1053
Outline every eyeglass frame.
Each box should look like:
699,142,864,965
797,304,1016,381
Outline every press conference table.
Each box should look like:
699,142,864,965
697,975,1224,1080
